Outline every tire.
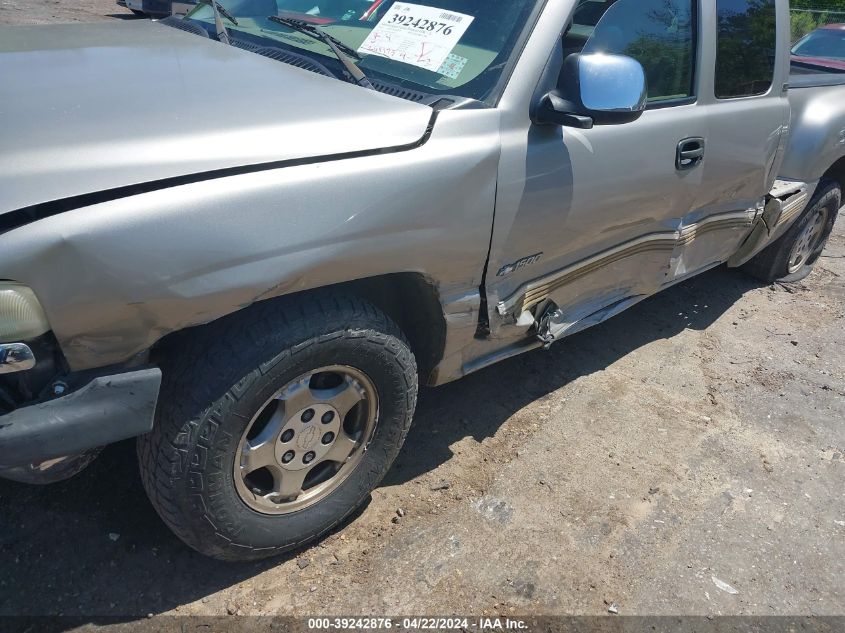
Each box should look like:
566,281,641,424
130,9,146,16
137,293,417,561
742,179,841,283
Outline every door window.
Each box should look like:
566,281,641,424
714,0,777,98
564,0,696,104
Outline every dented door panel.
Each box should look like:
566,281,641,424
488,101,708,337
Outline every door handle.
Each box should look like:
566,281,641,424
676,137,705,171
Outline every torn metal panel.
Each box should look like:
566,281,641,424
771,182,811,230
537,294,646,346
493,207,762,348
727,180,812,268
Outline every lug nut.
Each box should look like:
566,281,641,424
301,409,315,423
321,411,335,424
280,429,295,443
322,432,335,445
281,450,295,464
303,451,316,464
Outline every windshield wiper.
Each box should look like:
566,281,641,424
267,16,375,90
198,0,238,44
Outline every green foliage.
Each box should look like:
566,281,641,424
792,10,822,41
790,2,845,43
791,1,845,9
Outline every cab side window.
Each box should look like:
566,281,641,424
714,0,777,98
563,0,696,104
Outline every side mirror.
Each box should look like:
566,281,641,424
533,53,648,129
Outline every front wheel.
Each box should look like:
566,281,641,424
137,294,417,561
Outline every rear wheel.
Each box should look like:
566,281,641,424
743,180,841,283
137,293,417,561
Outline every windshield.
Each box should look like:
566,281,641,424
792,28,845,61
573,0,608,28
183,0,540,102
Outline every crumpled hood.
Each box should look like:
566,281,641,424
0,20,432,215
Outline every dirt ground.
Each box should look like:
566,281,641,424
0,0,844,622
0,0,137,25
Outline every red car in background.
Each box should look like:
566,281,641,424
791,23,845,72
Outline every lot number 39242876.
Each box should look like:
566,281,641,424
388,13,458,35
357,2,475,73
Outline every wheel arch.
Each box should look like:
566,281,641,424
822,156,845,196
151,272,448,384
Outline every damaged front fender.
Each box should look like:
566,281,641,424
0,109,502,372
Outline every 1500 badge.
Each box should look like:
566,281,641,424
497,253,543,277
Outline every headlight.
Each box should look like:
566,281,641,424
0,282,51,343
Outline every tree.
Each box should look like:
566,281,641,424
790,1,845,42
791,1,845,9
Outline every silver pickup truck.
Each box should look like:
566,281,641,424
1,0,843,561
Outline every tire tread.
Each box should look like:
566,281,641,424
137,292,417,560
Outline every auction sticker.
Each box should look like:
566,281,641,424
437,53,468,79
357,2,475,73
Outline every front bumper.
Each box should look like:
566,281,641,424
0,367,161,469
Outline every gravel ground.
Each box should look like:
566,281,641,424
0,0,135,25
0,0,843,622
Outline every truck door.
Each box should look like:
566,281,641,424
484,0,788,343
486,0,706,341
670,0,790,279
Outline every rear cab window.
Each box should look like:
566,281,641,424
714,0,777,98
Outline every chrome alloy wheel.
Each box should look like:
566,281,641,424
234,366,378,515
787,205,829,274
